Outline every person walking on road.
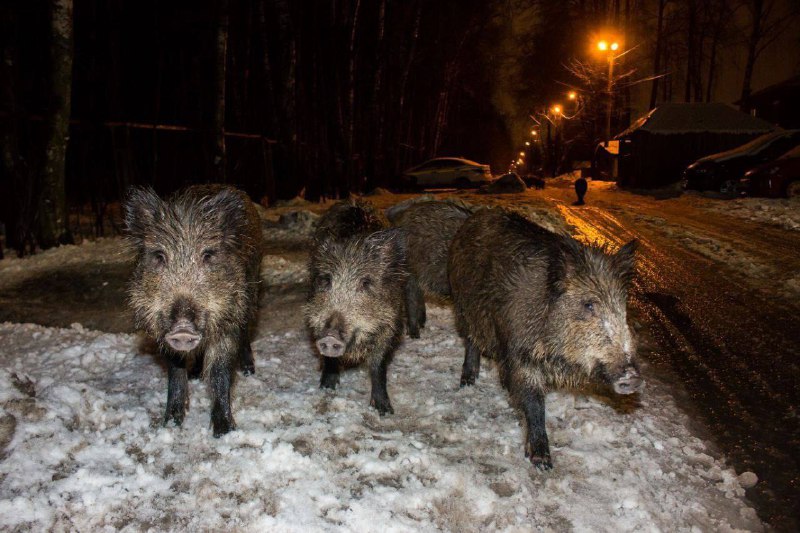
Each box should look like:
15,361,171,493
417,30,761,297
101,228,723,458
574,177,588,206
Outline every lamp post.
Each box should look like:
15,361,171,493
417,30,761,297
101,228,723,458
597,39,619,143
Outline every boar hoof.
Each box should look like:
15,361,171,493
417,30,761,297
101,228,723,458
320,373,340,390
163,407,185,428
241,364,255,376
212,418,235,438
408,327,421,339
525,440,553,470
370,397,394,416
460,373,477,388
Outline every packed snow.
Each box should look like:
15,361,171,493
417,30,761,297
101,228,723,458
0,307,761,530
697,196,800,232
0,191,769,531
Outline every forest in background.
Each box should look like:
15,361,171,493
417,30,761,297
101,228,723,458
1,0,797,254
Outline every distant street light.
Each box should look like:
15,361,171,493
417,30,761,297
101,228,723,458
597,40,608,51
567,91,577,100
531,130,538,136
525,141,531,146
551,105,562,115
519,151,525,157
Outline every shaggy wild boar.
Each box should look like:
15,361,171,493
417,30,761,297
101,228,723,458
306,200,407,414
448,208,642,469
387,200,473,337
312,199,386,244
125,185,263,437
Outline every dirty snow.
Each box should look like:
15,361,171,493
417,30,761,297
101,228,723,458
696,196,800,232
0,311,762,531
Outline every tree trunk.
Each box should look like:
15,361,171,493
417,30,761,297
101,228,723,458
649,0,666,109
705,1,725,102
740,0,763,112
39,0,74,249
684,0,696,102
212,0,229,182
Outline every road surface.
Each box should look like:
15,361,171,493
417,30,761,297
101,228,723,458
543,185,800,531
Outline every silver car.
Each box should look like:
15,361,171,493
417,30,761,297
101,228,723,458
403,157,493,188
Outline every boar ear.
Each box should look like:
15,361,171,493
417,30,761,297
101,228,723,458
365,228,407,268
551,237,583,296
205,187,249,237
124,187,165,242
612,239,638,284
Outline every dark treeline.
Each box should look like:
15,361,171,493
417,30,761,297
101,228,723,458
0,0,509,253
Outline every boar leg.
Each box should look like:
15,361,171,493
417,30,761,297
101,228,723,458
238,333,255,376
369,351,394,415
164,353,189,427
522,387,552,470
404,275,426,339
188,353,204,380
208,351,236,437
320,356,340,389
460,338,481,387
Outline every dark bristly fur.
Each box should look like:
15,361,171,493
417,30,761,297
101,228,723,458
124,184,263,437
305,199,407,415
387,200,474,337
448,207,641,469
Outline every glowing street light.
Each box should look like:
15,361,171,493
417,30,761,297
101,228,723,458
531,130,538,136
567,91,577,100
525,141,531,146
551,105,562,115
519,151,525,157
595,37,621,142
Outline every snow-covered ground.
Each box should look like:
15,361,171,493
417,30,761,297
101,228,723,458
0,311,761,530
0,190,772,531
695,195,800,232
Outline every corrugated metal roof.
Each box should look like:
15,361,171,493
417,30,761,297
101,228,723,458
619,103,776,136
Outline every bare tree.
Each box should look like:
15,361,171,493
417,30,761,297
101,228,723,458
38,0,74,249
649,0,668,109
212,0,229,182
740,0,798,111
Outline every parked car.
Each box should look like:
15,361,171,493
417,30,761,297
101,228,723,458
682,130,800,193
402,157,493,188
738,145,800,198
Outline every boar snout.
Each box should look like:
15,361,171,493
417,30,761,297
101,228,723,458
612,365,643,395
316,332,345,358
165,319,201,352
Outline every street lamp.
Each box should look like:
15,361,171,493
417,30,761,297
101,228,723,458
567,91,577,101
531,130,538,136
551,104,562,115
519,151,525,157
596,37,620,142
525,141,531,146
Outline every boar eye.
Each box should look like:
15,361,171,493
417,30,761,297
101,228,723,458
150,250,166,268
358,276,373,291
202,249,217,264
316,273,331,291
584,301,596,314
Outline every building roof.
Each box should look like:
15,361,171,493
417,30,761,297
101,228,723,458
743,75,800,103
619,103,776,136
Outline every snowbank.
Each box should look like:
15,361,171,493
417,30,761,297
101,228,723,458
0,309,762,531
699,197,800,232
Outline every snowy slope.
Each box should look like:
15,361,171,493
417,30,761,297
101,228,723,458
0,307,762,531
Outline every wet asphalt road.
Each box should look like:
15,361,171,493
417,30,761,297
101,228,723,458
553,198,800,531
